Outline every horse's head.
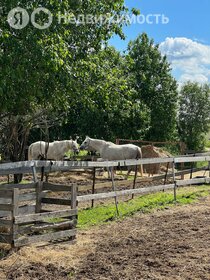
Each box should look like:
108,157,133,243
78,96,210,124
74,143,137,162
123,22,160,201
80,136,91,150
69,139,79,154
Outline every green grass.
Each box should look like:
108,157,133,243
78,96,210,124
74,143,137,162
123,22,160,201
45,217,65,223
65,150,88,158
0,179,31,185
77,185,210,229
0,248,10,260
196,161,209,168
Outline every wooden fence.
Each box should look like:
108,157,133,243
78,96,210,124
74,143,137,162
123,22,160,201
0,154,210,247
0,182,77,248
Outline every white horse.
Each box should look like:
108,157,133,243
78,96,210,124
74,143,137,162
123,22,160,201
80,136,143,177
28,139,79,161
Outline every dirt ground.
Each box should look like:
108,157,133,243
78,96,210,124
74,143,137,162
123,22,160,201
0,195,210,280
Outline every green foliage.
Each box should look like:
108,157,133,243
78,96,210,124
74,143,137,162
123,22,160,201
178,82,210,151
0,0,129,115
0,248,9,260
78,185,210,229
0,1,184,156
196,161,208,168
52,47,151,141
128,33,178,141
131,8,140,16
205,139,210,149
0,0,130,161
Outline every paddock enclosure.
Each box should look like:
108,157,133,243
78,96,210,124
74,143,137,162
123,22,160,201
0,153,210,248
0,154,210,279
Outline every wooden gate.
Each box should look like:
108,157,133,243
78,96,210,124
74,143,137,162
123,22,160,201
0,182,77,247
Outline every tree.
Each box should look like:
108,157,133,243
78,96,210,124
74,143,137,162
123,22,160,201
128,33,178,141
0,0,130,164
53,47,150,142
0,0,130,113
178,82,210,151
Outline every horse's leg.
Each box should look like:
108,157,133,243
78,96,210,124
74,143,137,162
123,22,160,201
97,168,104,176
41,166,45,182
125,167,132,180
139,164,143,177
137,148,143,177
132,165,138,199
45,173,49,182
108,167,112,179
118,166,123,175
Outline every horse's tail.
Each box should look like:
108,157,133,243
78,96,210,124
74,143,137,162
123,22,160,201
28,144,33,160
136,147,143,176
136,147,142,159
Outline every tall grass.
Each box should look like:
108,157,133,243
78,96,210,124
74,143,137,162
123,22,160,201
78,185,210,229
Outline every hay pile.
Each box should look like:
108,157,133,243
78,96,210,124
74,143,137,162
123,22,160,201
141,145,172,176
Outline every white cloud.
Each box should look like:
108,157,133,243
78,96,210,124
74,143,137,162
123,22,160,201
159,37,210,85
180,73,208,84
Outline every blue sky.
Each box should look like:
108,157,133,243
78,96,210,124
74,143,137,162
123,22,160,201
109,0,210,85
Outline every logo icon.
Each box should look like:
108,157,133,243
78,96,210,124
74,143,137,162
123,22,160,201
7,7,29,29
31,8,53,30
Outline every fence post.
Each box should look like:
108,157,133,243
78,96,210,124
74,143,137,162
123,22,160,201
91,167,96,208
164,162,169,185
70,184,77,240
111,167,119,216
172,159,177,202
115,139,120,145
36,181,43,213
11,188,20,247
71,184,77,210
180,142,186,179
31,163,38,182
132,165,138,199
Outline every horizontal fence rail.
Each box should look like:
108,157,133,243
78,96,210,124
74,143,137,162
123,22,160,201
14,209,78,225
0,154,210,175
14,229,77,247
77,184,175,203
77,176,210,203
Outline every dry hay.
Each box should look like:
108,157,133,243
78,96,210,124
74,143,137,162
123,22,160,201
0,229,97,280
141,145,172,176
